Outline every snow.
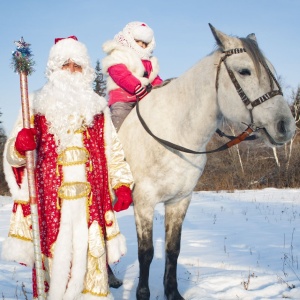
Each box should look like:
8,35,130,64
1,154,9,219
0,188,299,299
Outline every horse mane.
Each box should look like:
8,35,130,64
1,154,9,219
153,77,177,89
155,37,275,91
240,37,274,89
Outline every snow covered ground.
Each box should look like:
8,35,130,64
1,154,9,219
1,188,300,299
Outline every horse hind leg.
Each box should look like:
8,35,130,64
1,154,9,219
135,203,155,300
164,197,191,300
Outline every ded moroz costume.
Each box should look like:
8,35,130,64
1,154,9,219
2,36,134,299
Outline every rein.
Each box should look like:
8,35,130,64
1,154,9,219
136,99,254,154
136,47,283,155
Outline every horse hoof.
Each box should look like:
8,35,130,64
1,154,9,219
136,285,150,300
109,276,123,289
107,266,123,289
165,290,185,300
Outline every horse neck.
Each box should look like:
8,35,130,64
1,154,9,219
159,53,222,149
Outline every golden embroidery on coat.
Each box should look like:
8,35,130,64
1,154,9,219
14,199,29,205
57,146,89,166
8,205,32,241
58,182,91,200
83,221,109,296
105,210,121,240
113,183,130,190
14,147,26,159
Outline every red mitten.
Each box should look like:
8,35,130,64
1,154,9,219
113,185,133,212
134,84,152,100
15,128,37,156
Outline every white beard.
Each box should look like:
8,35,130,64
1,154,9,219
33,70,106,152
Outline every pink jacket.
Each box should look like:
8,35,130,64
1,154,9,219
107,60,163,106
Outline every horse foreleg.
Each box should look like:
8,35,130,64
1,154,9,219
164,197,191,300
134,204,155,300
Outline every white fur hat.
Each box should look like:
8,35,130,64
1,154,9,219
46,36,92,77
113,21,156,59
132,23,154,44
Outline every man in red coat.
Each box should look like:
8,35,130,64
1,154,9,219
3,36,134,300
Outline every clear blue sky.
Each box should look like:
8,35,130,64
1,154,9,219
0,0,299,134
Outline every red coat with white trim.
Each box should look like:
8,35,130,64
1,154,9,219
3,104,134,299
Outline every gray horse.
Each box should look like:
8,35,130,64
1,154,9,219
118,24,295,300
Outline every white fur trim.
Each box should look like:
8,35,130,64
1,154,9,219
63,164,86,182
3,154,29,201
102,41,145,74
106,233,127,264
132,24,154,44
148,56,159,82
45,38,96,85
48,39,89,74
112,21,155,59
1,237,34,267
48,198,88,300
3,134,30,201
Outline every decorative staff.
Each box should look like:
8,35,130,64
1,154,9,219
12,37,46,299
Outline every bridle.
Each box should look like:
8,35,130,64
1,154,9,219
136,47,283,155
216,48,283,126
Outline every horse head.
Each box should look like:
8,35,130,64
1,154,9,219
209,23,295,146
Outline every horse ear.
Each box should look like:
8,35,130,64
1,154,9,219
208,23,230,51
247,33,257,42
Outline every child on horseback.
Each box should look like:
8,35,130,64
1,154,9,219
102,21,163,131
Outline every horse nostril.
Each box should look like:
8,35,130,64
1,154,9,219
277,120,287,134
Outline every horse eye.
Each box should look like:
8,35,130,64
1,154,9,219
239,69,251,76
